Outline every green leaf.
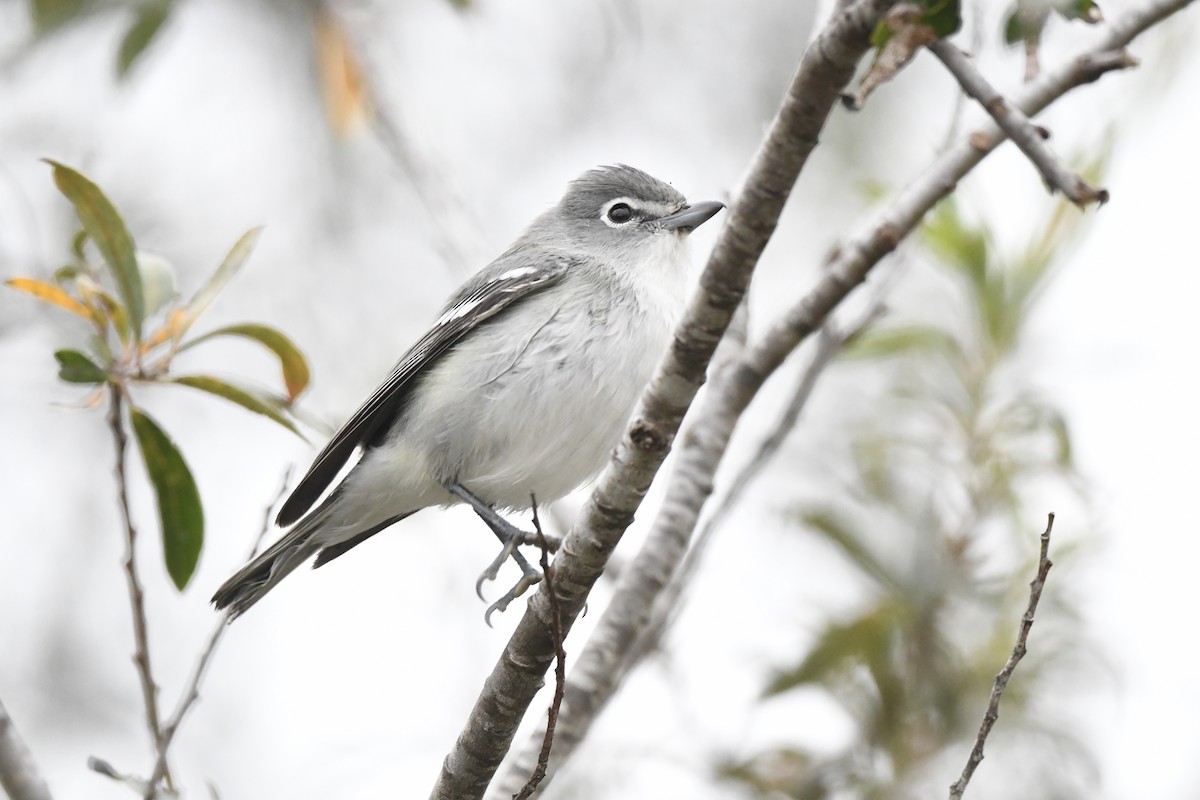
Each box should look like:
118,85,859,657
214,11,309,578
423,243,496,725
924,200,989,293
169,375,305,437
70,228,89,261
129,407,204,590
54,348,108,384
117,0,171,78
802,509,897,591
181,322,310,400
923,0,962,38
45,161,145,340
870,0,961,48
180,227,263,332
30,0,94,31
840,325,961,362
765,604,903,696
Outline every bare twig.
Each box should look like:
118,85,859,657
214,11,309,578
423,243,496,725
108,385,172,791
430,2,897,797
512,506,566,800
929,40,1109,206
0,698,53,800
949,513,1056,799
141,471,292,797
483,0,1190,790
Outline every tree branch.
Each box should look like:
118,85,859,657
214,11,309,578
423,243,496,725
429,1,898,796
0,698,53,800
480,0,1192,791
108,386,171,790
949,513,1056,799
928,40,1109,206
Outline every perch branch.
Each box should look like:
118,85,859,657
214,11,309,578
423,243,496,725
481,0,1190,789
430,0,898,796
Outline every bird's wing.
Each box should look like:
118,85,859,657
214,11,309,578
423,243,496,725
275,253,575,526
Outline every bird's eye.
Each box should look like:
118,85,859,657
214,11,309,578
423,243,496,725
606,203,633,224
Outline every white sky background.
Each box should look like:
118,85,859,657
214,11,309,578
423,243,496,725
1,0,1198,798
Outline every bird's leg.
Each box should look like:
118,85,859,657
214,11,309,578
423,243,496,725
442,479,543,624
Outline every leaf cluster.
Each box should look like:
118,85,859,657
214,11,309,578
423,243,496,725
6,162,311,589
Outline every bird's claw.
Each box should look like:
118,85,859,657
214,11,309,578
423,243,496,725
482,570,543,627
475,538,518,600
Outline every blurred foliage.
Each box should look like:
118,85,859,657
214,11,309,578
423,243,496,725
25,0,466,87
1003,0,1103,79
28,0,176,77
718,197,1099,799
6,162,309,589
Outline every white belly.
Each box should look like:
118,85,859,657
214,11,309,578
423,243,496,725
330,240,690,537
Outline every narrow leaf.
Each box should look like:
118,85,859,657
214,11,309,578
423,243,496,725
30,0,94,31
181,227,263,332
75,276,131,342
6,277,96,321
45,161,145,339
840,325,960,362
181,322,310,400
117,0,171,78
129,407,204,590
54,349,108,384
169,375,305,437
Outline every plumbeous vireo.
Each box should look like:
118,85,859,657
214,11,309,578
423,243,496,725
213,165,725,621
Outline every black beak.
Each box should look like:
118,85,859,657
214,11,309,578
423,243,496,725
660,200,726,232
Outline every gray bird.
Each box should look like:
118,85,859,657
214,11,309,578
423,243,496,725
212,165,724,621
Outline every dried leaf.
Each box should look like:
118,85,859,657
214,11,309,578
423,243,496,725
6,276,96,321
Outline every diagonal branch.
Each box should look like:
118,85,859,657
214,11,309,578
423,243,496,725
949,513,1056,799
928,40,1110,206
0,698,53,800
429,0,899,796
481,0,1192,792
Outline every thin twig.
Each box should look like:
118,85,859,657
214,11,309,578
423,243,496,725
949,513,1056,799
108,385,172,791
512,504,566,800
928,40,1109,206
142,471,293,797
0,698,53,800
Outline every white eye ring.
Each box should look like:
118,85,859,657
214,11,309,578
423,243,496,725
602,198,639,227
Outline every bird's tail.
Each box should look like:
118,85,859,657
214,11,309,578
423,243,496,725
211,503,335,621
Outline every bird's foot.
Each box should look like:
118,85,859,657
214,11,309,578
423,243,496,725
483,567,544,627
